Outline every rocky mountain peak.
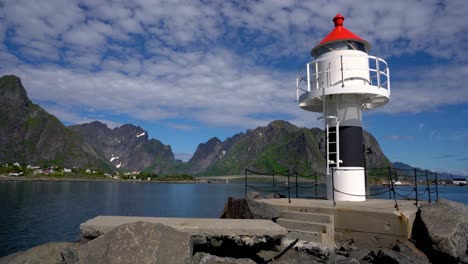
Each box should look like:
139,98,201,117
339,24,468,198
85,121,109,130
0,75,109,171
114,124,147,141
267,120,297,130
70,122,173,174
0,75,29,114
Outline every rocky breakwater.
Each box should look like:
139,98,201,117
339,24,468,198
1,196,468,263
0,216,288,264
221,193,468,264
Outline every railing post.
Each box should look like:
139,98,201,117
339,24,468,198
314,172,318,197
288,171,291,203
295,171,298,198
387,167,392,199
331,168,336,207
387,68,391,93
307,63,311,92
376,57,381,88
272,171,275,194
296,76,299,101
435,172,439,202
315,62,319,90
414,168,418,207
244,169,247,199
389,167,399,211
425,170,431,203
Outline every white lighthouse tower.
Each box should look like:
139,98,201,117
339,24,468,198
296,14,391,201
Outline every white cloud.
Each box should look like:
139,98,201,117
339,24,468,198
379,64,468,113
44,105,123,129
166,123,195,131
0,0,467,130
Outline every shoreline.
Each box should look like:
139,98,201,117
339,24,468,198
0,175,205,184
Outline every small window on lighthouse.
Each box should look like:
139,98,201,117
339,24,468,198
346,41,367,53
314,41,367,57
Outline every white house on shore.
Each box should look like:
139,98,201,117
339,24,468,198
453,178,467,186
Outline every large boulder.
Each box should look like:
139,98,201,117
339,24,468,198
220,198,254,219
78,221,193,264
247,199,279,220
220,197,279,220
412,198,468,263
0,242,76,264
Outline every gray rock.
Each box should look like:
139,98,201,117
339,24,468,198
372,249,422,264
220,198,254,219
257,249,323,263
0,242,75,264
392,242,430,264
246,191,260,200
60,246,80,264
78,221,193,264
81,227,102,239
190,252,255,264
416,198,468,262
247,199,279,220
333,255,360,264
365,242,430,264
291,240,333,259
264,193,286,199
220,197,279,220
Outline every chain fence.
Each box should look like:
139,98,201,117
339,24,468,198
244,166,439,209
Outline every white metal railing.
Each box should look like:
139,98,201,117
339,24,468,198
296,54,390,101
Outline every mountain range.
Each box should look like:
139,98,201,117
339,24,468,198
0,75,462,178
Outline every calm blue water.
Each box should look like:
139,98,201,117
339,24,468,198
0,181,467,257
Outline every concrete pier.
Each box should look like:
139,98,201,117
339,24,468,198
81,216,286,239
260,198,420,248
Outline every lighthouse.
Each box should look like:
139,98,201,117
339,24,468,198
296,14,391,201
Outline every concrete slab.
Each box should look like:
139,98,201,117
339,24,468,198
80,216,287,239
260,198,420,248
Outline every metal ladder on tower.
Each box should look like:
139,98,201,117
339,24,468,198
325,116,342,174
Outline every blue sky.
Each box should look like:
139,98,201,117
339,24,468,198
0,0,466,175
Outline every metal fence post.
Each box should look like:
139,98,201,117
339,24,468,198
435,172,439,202
387,167,392,199
295,171,298,198
314,172,318,197
244,169,247,199
389,167,399,211
425,170,431,203
272,171,275,194
288,171,291,203
414,168,418,207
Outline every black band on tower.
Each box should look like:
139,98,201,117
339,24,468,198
328,126,364,167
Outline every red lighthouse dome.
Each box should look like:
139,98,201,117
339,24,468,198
311,14,371,57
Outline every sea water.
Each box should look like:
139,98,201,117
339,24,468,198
0,180,467,257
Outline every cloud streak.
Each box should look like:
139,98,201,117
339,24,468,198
384,135,415,141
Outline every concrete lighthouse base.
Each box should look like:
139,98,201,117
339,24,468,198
327,167,366,201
